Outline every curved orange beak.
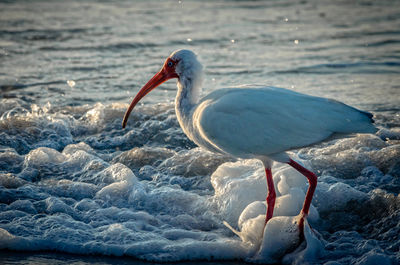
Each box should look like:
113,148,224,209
122,62,178,128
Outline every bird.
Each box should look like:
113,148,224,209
122,49,377,237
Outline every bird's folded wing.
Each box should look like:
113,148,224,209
193,87,376,157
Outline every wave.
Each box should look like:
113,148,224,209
272,61,400,75
0,100,399,263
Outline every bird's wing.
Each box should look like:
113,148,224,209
193,87,376,157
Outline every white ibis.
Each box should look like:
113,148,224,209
122,49,377,237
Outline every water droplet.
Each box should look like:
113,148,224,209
67,80,76,88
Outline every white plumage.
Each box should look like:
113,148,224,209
192,85,376,161
122,49,377,238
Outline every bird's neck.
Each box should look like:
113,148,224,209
175,75,201,132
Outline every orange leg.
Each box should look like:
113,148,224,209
265,167,276,225
287,159,318,236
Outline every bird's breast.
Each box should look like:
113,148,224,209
175,101,227,155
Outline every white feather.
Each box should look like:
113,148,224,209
170,50,377,162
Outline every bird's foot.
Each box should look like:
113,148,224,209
297,212,319,244
297,212,308,242
263,215,272,229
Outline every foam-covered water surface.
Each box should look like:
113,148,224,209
1,0,400,264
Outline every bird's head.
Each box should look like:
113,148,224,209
122,49,202,128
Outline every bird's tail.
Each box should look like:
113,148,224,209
358,109,375,123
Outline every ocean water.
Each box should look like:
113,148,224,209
1,0,400,264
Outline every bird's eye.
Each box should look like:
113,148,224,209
167,61,174,67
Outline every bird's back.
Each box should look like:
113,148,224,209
191,86,377,158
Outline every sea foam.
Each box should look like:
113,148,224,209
0,102,399,264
